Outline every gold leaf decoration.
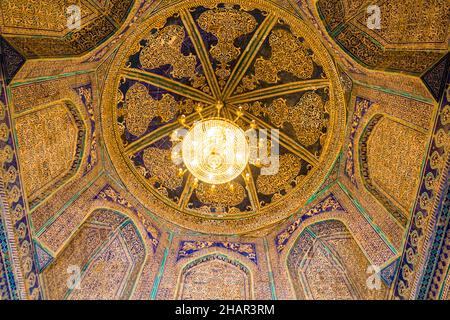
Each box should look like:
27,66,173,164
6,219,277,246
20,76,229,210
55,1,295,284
256,154,302,195
143,147,183,190
196,182,246,207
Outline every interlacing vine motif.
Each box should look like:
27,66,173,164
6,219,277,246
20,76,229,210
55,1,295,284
195,182,246,207
197,7,257,88
143,147,184,191
256,154,303,197
139,25,210,93
241,91,328,147
121,82,195,138
238,29,314,93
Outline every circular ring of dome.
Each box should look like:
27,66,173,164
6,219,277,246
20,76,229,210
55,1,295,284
101,0,346,234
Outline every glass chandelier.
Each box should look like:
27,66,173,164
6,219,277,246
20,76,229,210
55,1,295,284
182,118,249,185
172,102,258,185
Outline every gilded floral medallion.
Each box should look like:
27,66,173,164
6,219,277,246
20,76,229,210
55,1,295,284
101,0,346,234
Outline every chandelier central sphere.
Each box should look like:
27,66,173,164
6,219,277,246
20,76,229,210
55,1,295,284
182,119,250,185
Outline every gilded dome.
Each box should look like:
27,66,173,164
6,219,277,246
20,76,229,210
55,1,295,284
101,0,346,234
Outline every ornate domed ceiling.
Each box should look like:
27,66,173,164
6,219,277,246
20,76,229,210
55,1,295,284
0,0,135,58
102,0,346,234
1,0,448,301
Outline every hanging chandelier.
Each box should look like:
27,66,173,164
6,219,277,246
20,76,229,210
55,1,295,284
182,118,249,185
171,102,263,185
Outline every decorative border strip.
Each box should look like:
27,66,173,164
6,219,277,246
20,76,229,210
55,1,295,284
176,240,258,264
74,84,98,175
393,66,450,300
417,181,450,299
0,201,16,299
344,96,372,185
0,70,41,299
275,193,344,252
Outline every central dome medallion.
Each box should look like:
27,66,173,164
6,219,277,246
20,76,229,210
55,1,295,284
101,0,346,234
